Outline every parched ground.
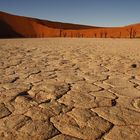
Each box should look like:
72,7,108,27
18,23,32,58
0,38,140,140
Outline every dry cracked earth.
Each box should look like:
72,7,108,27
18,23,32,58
0,38,140,140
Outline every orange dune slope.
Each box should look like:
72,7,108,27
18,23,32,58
0,11,140,38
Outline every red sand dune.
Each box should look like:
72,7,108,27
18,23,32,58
0,11,140,38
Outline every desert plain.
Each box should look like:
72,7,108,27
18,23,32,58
0,38,140,140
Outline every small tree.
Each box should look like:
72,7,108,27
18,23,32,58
133,30,137,38
59,23,63,37
127,28,133,38
127,27,137,38
100,32,103,38
94,33,97,38
104,31,107,38
63,32,67,37
71,33,73,38
60,29,62,37
119,32,122,38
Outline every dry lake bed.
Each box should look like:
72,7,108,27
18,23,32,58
0,38,140,140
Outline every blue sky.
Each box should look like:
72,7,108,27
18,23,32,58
0,0,140,27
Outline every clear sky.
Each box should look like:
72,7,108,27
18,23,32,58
0,0,140,27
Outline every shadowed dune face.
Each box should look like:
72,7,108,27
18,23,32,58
0,11,140,38
0,19,23,38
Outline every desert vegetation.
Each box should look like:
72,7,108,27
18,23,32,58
127,27,137,38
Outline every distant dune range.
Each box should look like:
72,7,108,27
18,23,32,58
0,11,140,38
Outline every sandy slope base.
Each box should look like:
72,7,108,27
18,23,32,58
0,38,140,140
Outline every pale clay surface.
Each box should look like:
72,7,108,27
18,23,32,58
0,38,140,140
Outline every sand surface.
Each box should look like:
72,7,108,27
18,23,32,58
0,38,140,140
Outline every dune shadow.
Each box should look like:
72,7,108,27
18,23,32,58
0,19,24,38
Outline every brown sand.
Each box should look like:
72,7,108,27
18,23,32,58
0,38,140,139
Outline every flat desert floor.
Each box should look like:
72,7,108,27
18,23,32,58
0,38,140,140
